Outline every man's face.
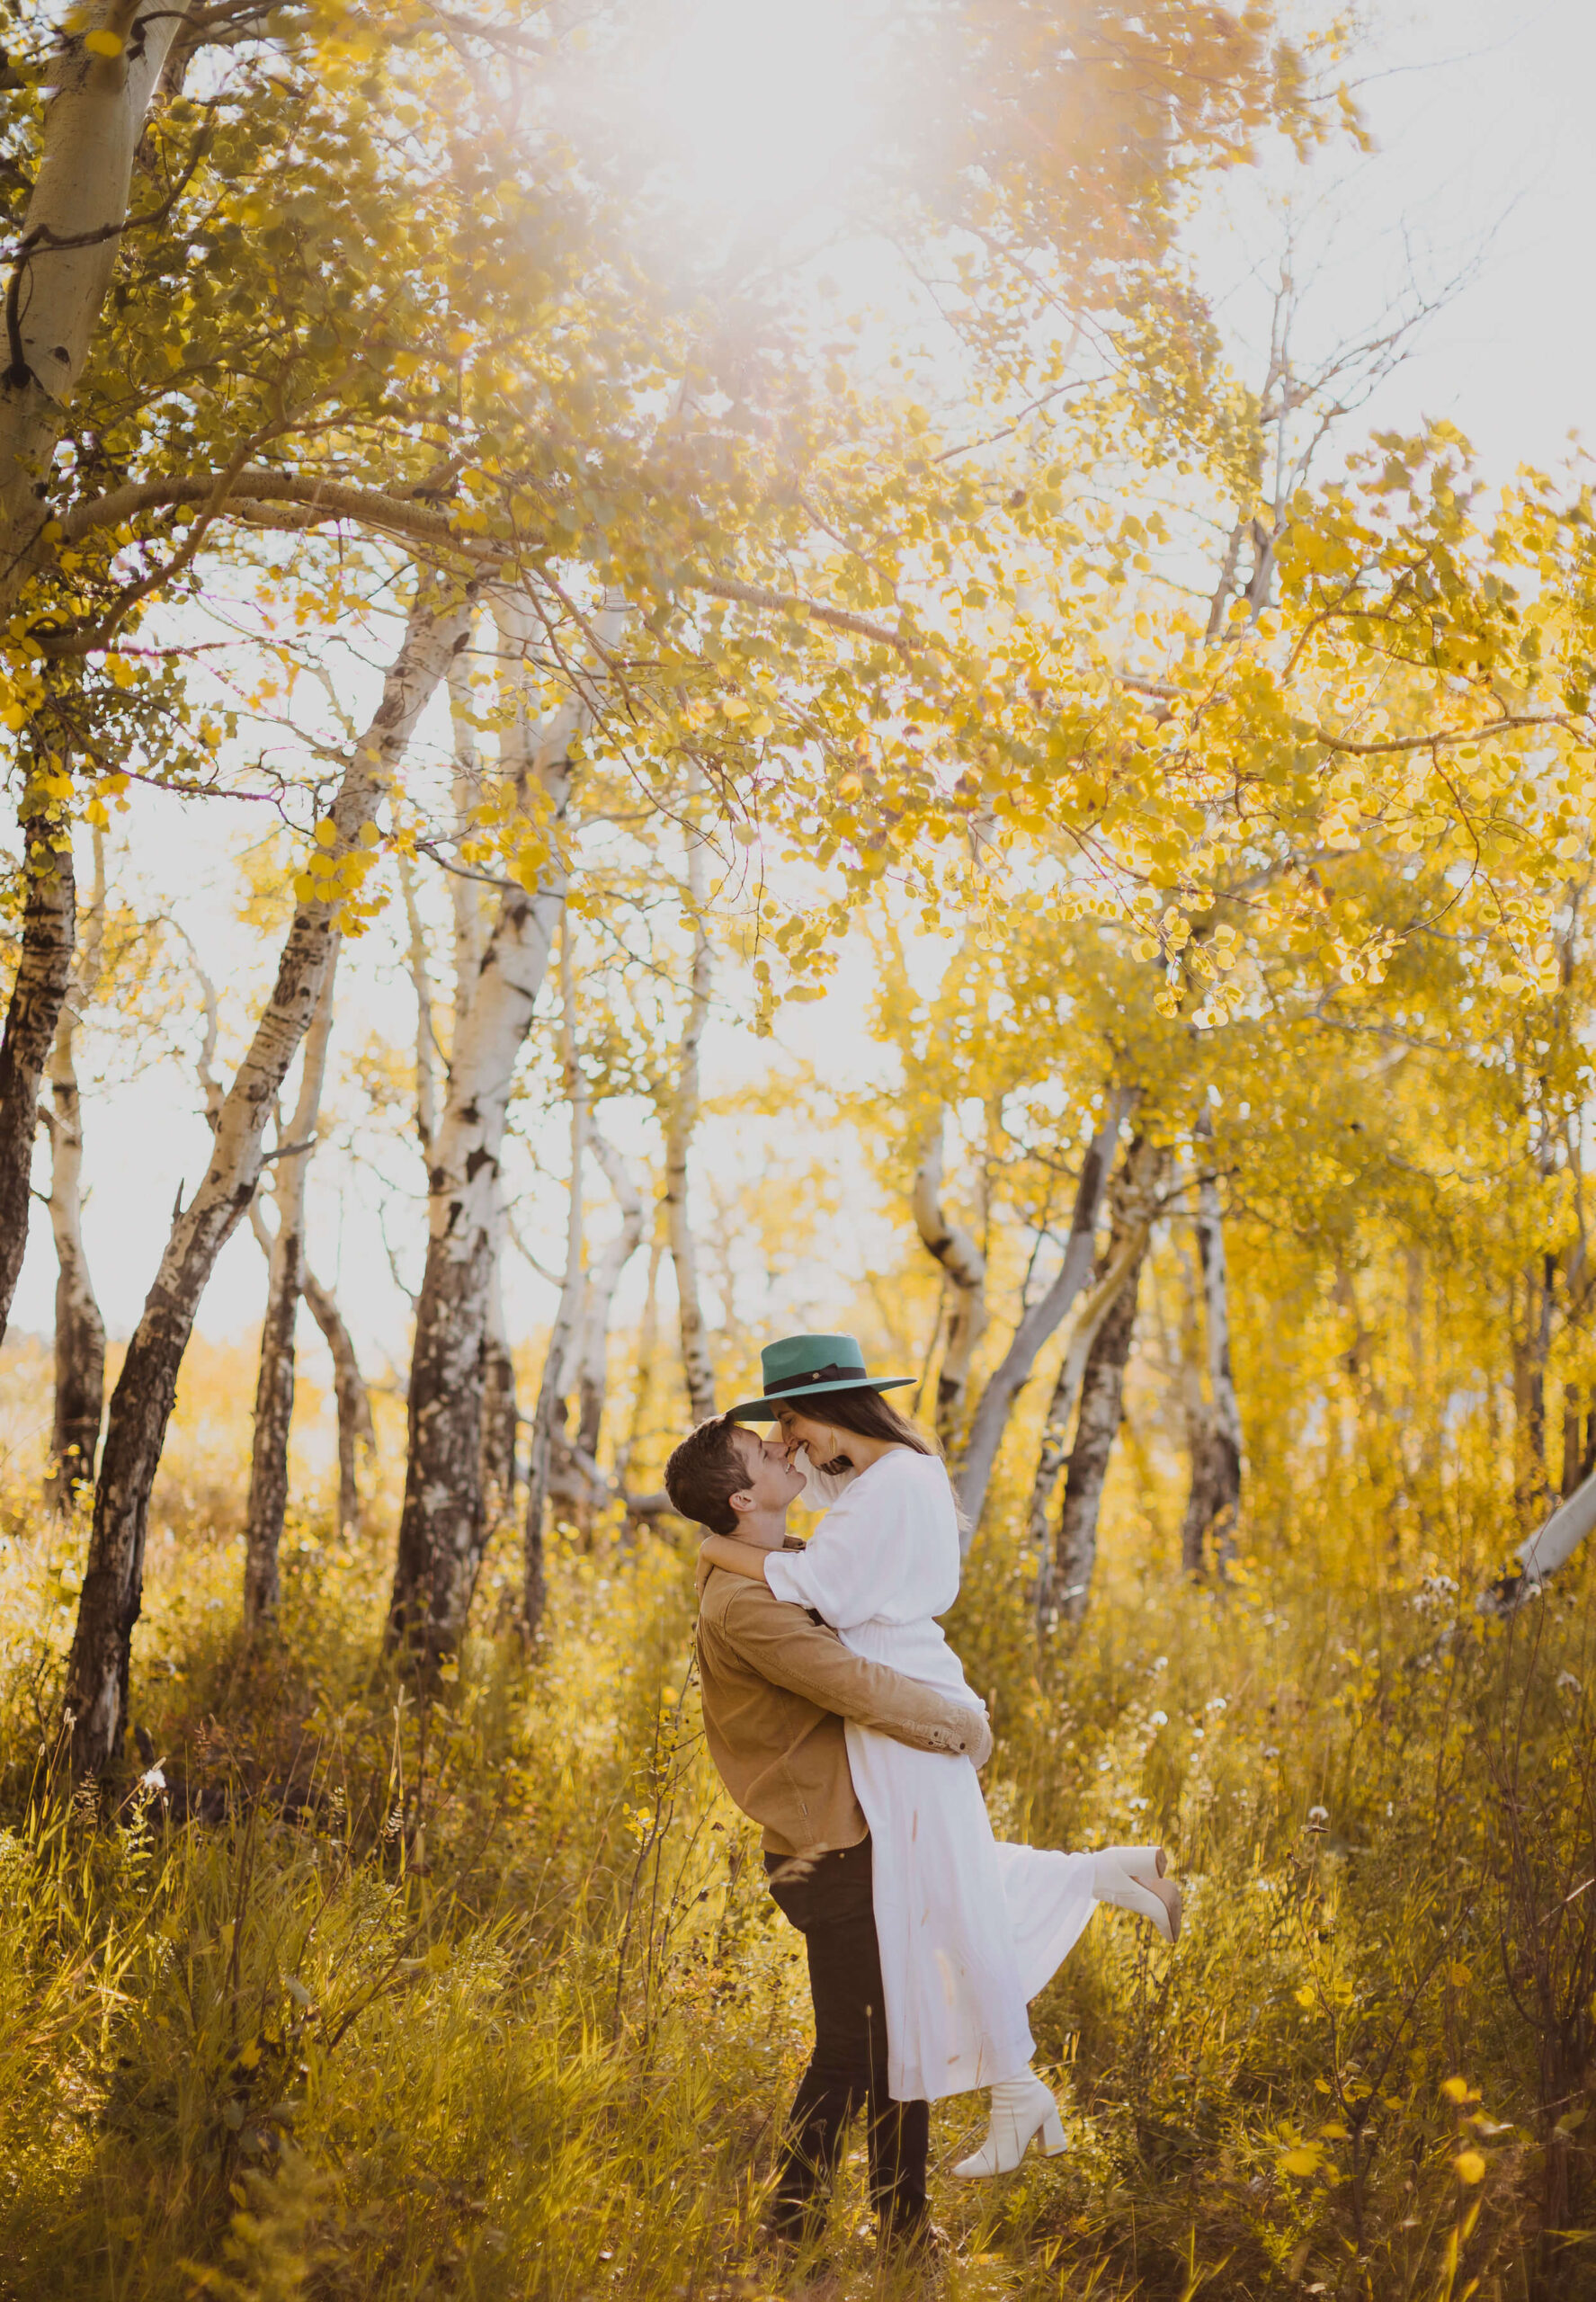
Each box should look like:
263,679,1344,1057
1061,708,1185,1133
729,1425,806,1515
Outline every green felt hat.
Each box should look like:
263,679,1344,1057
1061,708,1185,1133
726,1332,914,1423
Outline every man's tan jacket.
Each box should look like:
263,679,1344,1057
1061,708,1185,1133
695,1557,991,1860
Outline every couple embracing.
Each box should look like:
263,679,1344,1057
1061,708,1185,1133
664,1332,1182,2260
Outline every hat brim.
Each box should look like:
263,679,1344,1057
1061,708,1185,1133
726,1374,915,1423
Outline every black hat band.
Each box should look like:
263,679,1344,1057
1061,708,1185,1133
763,1361,868,1396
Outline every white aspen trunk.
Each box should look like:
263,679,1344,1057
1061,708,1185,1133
242,948,339,1627
43,822,106,1505
386,594,620,1669
618,1227,664,1499
64,584,469,1771
523,929,587,1633
299,1263,373,1541
1178,1115,1244,1575
247,1194,374,1544
450,630,520,1522
0,5,184,607
911,1120,988,1450
0,795,75,1343
577,1125,645,1461
662,813,717,1424
480,1236,518,1522
956,1091,1128,1532
447,636,487,995
1026,1134,1163,1579
397,850,439,1156
1050,1249,1147,1625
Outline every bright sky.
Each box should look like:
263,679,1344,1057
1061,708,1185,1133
5,0,1596,1401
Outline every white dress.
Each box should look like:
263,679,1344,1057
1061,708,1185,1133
763,1448,1099,2103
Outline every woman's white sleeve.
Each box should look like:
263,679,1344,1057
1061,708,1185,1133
762,1497,896,1629
797,1449,858,1509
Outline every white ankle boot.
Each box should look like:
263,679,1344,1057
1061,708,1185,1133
1101,1843,1168,1887
1092,1851,1182,1943
951,2070,1065,2179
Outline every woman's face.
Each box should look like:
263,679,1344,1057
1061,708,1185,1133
776,1405,841,1463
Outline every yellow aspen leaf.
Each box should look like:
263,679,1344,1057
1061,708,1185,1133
1280,2145,1324,2177
83,28,124,54
1454,2152,1486,2184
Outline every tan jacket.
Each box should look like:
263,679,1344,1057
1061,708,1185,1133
694,1558,992,1859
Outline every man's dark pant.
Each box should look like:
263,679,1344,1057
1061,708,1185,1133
764,1837,929,2242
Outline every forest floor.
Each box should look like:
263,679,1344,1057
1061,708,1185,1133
1,1349,1593,2301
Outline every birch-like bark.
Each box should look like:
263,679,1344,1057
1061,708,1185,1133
299,1262,374,1540
43,822,106,1504
64,584,468,1771
242,948,339,1627
0,7,184,611
911,1120,987,1450
1024,1134,1163,1566
1048,1247,1147,1625
480,1244,517,1522
1563,1381,1590,1502
397,850,439,1156
247,1190,374,1544
662,817,717,1423
523,931,587,1634
619,1228,664,1497
955,1092,1127,1532
577,1125,645,1460
448,635,519,1521
386,595,620,1670
1178,1118,1243,1575
447,637,488,993
0,800,76,1345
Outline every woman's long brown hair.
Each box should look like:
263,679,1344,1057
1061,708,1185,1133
784,1386,933,1458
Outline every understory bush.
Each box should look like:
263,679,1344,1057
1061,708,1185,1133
2,1381,1593,2301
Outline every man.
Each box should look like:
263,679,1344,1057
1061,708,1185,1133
664,1414,992,2255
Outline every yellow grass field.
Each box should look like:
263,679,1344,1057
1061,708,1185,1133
3,1335,1592,2301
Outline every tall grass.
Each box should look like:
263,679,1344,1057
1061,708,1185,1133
1,1344,1593,2299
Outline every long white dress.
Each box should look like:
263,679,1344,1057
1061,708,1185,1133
762,1447,1099,2104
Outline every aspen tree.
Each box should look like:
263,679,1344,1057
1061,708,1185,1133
386,597,621,1671
41,819,104,1503
242,952,339,1628
64,579,470,1771
662,805,717,1426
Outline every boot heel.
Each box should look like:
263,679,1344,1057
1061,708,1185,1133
1039,2105,1066,2155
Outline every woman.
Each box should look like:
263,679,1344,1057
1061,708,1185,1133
696,1331,1181,2177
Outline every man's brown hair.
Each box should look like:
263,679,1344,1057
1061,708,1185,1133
664,1416,752,1536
